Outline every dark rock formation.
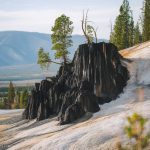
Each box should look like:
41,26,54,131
23,42,129,124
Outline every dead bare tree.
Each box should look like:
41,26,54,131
81,10,98,44
81,10,90,44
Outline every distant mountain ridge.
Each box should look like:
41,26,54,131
0,31,107,66
0,31,108,83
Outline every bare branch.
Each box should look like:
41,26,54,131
85,9,89,34
81,10,90,44
48,60,62,65
81,9,98,44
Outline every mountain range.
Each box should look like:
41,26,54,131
0,31,107,84
0,31,107,66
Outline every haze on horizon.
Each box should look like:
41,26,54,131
0,0,143,39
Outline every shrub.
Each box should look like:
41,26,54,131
117,113,150,150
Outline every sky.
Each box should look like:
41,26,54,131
0,0,143,39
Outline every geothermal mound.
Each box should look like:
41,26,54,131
23,42,129,124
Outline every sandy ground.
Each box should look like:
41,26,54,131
0,41,150,150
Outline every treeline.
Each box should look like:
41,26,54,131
110,0,150,50
0,81,30,109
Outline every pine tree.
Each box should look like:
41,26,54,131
142,0,150,41
37,48,50,69
23,89,28,107
110,6,125,50
51,14,73,64
37,14,73,69
110,0,134,50
20,90,28,108
121,0,131,48
8,81,15,107
15,90,20,105
129,12,134,47
134,22,142,44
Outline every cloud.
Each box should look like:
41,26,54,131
0,0,143,39
0,8,118,39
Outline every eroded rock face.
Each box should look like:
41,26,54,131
23,42,129,124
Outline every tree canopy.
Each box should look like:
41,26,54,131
37,48,50,69
8,81,15,107
110,0,135,50
37,14,73,69
51,14,73,64
142,0,150,41
134,22,142,44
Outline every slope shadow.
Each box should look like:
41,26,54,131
0,112,93,149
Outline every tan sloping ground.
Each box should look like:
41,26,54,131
120,41,150,58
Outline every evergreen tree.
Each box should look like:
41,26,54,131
110,0,134,50
15,90,20,106
20,90,28,108
23,89,28,107
37,47,62,69
142,0,150,41
37,48,50,69
51,14,73,64
129,12,135,47
20,91,23,109
110,7,124,50
37,14,73,69
134,22,142,44
8,81,15,107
